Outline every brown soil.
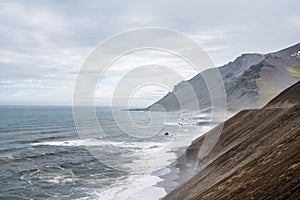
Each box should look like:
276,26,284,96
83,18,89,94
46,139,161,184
163,81,300,200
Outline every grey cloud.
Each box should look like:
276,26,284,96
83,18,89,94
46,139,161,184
0,0,299,105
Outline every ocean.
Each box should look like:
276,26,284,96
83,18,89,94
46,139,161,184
0,106,213,200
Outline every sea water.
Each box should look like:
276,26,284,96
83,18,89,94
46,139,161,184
0,106,213,200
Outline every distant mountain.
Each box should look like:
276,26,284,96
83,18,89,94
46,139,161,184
142,43,300,111
163,80,300,200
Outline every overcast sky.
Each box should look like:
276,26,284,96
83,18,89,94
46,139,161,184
0,0,299,106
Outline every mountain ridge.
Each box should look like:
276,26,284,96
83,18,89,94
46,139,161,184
135,43,300,111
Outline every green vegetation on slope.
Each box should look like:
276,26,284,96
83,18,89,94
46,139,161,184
288,65,300,77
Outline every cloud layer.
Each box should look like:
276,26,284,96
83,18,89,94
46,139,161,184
0,0,299,105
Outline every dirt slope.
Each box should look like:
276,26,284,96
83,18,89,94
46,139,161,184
163,81,300,200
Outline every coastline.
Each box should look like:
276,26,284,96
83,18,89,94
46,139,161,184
162,81,300,200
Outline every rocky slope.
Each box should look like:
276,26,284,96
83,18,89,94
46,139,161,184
163,81,300,200
144,43,300,111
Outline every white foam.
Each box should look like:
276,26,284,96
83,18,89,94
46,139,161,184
85,139,181,200
91,174,166,200
31,139,166,150
163,122,180,126
29,124,205,200
31,139,124,147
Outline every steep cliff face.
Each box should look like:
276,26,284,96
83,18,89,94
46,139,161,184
145,43,300,111
163,81,300,200
226,52,300,110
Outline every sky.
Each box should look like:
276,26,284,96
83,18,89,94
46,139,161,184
0,0,299,106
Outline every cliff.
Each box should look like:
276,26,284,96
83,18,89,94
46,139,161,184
143,43,300,111
163,81,300,200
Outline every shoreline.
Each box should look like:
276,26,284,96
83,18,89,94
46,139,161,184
163,81,300,200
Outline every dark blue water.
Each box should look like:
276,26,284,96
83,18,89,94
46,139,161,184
0,106,185,200
0,106,115,199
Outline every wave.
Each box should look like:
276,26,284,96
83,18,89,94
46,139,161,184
30,139,166,150
31,139,123,147
163,122,180,126
92,174,166,200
